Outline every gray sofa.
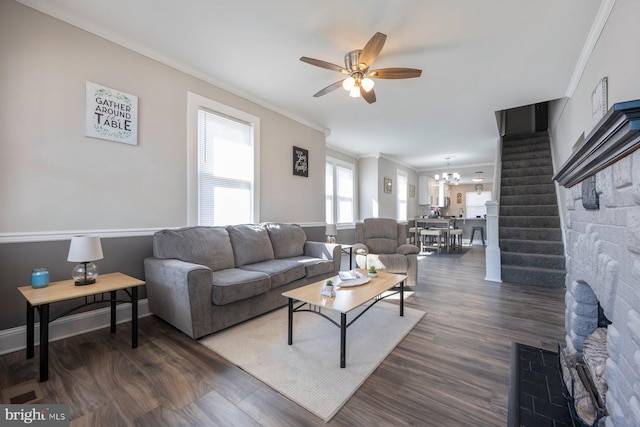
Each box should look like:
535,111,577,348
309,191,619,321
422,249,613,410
144,223,340,339
353,218,420,286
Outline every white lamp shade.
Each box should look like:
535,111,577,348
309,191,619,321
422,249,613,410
325,224,337,236
67,235,104,262
361,77,374,92
342,77,355,91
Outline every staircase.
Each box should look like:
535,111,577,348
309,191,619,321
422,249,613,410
499,132,566,287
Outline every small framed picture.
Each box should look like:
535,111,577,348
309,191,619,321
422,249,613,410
409,184,416,198
384,177,392,194
293,146,308,177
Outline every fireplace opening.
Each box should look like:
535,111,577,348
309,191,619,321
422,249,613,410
561,299,611,427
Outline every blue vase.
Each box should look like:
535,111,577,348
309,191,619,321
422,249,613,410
31,268,49,288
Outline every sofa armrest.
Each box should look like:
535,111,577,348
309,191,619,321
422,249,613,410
144,257,213,339
352,243,369,255
397,244,420,255
303,241,341,275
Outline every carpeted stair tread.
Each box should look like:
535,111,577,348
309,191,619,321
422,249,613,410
501,165,553,178
502,141,552,155
500,183,556,196
502,132,550,143
501,175,554,186
500,194,558,206
500,205,560,216
502,157,553,170
499,215,560,228
501,265,565,288
502,149,552,162
501,252,566,270
499,227,562,241
500,238,564,255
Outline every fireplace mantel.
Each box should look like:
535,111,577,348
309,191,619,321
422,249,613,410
554,99,640,188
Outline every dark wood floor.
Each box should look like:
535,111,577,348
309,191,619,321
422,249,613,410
0,247,566,426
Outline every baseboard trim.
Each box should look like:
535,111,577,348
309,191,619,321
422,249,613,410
0,298,151,355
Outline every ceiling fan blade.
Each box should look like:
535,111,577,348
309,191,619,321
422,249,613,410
361,86,376,104
358,32,387,70
313,80,345,97
300,57,348,74
368,68,422,79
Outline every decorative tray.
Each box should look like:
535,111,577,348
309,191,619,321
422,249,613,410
337,277,371,287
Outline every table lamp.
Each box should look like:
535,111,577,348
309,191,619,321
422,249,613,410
325,224,337,243
67,235,104,286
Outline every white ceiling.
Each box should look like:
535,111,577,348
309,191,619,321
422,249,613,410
19,0,603,183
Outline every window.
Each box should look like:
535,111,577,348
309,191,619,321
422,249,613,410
188,92,260,226
326,157,354,225
397,170,408,221
325,162,334,224
466,191,492,218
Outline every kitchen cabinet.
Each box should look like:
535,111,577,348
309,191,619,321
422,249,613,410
437,182,450,207
418,175,436,205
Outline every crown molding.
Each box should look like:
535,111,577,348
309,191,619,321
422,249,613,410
565,0,616,98
15,0,329,136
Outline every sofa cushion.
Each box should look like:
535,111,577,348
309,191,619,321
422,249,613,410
363,218,399,240
211,268,271,305
239,259,305,288
227,224,275,267
153,226,235,272
288,256,335,278
266,223,306,258
366,253,408,273
364,238,399,254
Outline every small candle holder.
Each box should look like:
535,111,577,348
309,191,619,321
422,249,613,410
31,268,49,288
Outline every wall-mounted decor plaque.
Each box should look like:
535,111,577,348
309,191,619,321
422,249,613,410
85,81,138,145
293,146,308,177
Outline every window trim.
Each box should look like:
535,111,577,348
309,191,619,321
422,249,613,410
326,156,355,226
396,169,408,222
187,92,260,226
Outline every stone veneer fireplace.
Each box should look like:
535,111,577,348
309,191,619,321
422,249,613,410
555,100,640,427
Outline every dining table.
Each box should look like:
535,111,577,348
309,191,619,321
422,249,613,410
413,217,457,253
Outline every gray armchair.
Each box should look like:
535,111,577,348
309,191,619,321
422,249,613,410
353,218,420,286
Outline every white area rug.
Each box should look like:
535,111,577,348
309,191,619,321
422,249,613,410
200,301,425,422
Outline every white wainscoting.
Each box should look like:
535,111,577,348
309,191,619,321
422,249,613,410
0,299,151,355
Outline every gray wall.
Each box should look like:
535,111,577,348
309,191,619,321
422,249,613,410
549,0,640,218
0,236,153,330
0,1,328,332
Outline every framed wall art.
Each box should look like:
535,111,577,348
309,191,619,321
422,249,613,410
384,177,392,194
293,146,308,177
409,184,415,198
85,81,138,145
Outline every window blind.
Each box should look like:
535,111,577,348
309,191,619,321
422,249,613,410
198,109,253,226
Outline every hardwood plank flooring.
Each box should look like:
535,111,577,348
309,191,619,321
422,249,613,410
0,247,566,426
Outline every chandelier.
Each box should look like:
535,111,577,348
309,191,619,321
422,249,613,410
435,158,460,185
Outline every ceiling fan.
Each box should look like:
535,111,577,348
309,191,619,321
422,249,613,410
300,32,422,104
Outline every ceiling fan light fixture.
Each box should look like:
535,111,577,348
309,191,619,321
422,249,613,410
342,77,355,91
349,86,361,98
472,171,484,182
361,77,374,92
436,158,460,185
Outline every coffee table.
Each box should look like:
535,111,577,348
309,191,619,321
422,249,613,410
282,270,407,368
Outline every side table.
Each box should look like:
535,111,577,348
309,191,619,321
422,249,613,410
340,244,354,269
18,272,145,382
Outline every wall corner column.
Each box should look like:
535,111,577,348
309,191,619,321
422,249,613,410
485,201,501,282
